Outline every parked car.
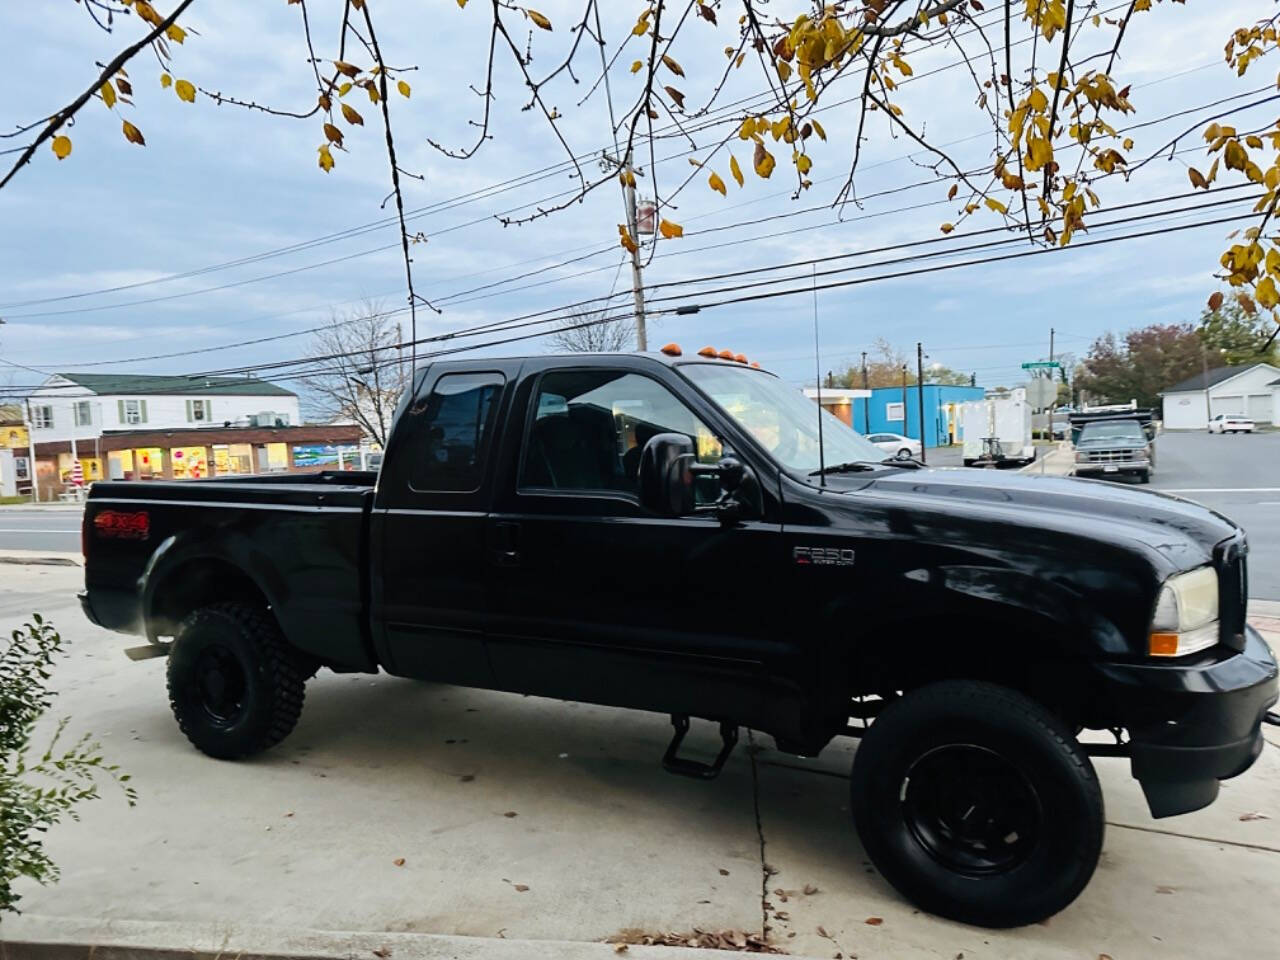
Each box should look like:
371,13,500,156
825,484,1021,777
866,431,921,460
1073,418,1155,483
1208,413,1255,434
80,349,1277,929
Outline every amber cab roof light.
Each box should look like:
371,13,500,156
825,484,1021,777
697,346,717,358
733,353,748,364
717,349,735,360
660,343,683,357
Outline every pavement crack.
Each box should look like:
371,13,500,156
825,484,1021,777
747,728,770,944
1107,820,1280,854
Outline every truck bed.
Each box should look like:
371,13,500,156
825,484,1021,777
82,472,377,670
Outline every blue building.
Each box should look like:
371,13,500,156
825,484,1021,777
809,384,984,448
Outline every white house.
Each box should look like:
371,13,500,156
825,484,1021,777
25,373,302,446
1161,363,1280,430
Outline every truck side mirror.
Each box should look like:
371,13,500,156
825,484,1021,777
639,433,696,516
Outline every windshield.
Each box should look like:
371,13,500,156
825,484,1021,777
680,363,886,474
1079,420,1145,442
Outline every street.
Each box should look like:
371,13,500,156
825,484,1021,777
1150,431,1280,599
0,505,80,553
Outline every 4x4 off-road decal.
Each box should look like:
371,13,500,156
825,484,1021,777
793,545,855,567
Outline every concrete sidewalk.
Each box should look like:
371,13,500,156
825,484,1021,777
1019,442,1075,476
2,565,1279,960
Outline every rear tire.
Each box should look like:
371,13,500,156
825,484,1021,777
850,680,1103,928
897,448,913,460
167,602,306,759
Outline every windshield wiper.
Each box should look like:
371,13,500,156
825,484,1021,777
809,458,923,477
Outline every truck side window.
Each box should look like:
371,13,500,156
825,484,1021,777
408,372,504,492
520,369,723,500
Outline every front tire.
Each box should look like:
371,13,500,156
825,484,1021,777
897,447,913,460
167,602,306,759
850,680,1103,928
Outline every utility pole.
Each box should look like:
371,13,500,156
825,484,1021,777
916,342,927,464
623,150,647,351
397,322,404,381
901,364,908,437
1201,343,1212,430
861,351,870,433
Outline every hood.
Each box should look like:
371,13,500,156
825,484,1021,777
846,467,1237,570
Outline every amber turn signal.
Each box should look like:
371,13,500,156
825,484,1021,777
1148,632,1180,656
660,342,682,357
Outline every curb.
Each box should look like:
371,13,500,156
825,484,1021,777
1019,442,1075,476
0,550,82,567
0,916,819,960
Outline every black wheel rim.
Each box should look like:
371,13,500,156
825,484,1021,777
901,744,1042,876
191,644,248,726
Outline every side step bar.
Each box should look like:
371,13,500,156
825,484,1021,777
662,715,739,779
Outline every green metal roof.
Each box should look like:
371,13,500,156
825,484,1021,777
53,372,296,398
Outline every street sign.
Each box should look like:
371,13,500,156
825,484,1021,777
1025,377,1057,409
1021,361,1061,369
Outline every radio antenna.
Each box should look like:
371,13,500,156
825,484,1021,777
812,264,826,488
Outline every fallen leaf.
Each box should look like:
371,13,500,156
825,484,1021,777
504,811,518,818
51,135,72,160
803,884,819,895
392,857,405,866
718,868,729,876
817,925,830,939
1155,885,1176,894
865,916,883,925
614,946,628,954
514,884,529,892
459,774,475,782
284,811,294,817
1239,811,1269,821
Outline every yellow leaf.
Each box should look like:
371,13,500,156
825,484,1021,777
457,0,468,7
174,79,196,103
339,82,353,97
1257,275,1279,309
795,152,812,174
630,60,643,73
366,83,380,104
51,135,72,160
100,82,117,109
334,60,360,78
160,72,172,88
166,23,186,44
1122,137,1134,151
633,18,650,37
658,219,683,239
662,55,685,77
984,196,1008,214
729,154,744,187
1027,86,1048,112
323,122,344,145
121,119,145,146
618,223,638,254
134,1,162,27
708,171,727,195
341,103,364,126
528,9,552,30
318,143,335,172
397,79,411,98
753,142,775,178
940,223,954,234
810,119,826,141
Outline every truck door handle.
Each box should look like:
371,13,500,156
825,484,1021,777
491,521,521,567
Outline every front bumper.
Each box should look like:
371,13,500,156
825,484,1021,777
1097,626,1278,817
1074,459,1150,477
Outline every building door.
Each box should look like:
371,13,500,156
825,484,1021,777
1247,393,1272,422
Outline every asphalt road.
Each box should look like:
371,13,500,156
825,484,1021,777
0,506,81,553
1149,430,1280,600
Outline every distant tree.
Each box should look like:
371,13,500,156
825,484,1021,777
1199,292,1280,367
1075,323,1204,409
831,338,969,390
549,306,636,353
299,304,408,448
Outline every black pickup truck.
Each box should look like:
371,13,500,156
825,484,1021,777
80,349,1277,928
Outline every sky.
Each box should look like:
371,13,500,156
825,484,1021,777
0,0,1272,415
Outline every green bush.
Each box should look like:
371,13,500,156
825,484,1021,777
1,615,135,914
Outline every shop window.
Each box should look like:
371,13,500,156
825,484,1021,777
170,447,208,480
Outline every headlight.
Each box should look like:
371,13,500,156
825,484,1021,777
1075,452,1088,463
1149,566,1219,657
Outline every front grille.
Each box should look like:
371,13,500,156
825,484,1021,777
1084,449,1144,463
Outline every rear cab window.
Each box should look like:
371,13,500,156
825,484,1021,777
406,372,505,493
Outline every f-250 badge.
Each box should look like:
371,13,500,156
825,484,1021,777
793,546,855,566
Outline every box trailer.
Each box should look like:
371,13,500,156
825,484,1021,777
960,392,1035,467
